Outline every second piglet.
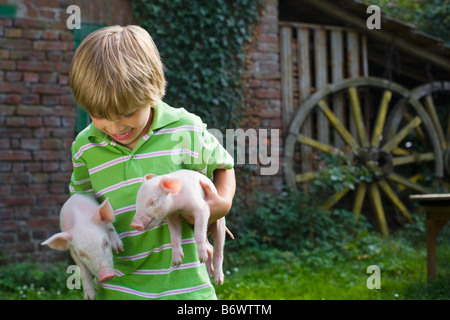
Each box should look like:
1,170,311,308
130,169,233,285
41,194,124,299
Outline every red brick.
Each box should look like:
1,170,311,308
6,117,24,127
0,60,16,70
0,150,31,161
42,138,62,150
31,84,66,94
25,117,43,127
5,71,21,81
17,61,53,72
43,116,61,126
39,195,69,206
0,49,9,59
33,41,69,51
22,94,40,105
14,18,49,29
5,28,22,38
0,38,32,50
23,72,39,83
5,94,21,104
42,30,60,40
22,29,43,40
42,95,60,105
21,138,41,150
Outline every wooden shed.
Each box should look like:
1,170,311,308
276,0,450,236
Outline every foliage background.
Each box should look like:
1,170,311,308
131,0,262,132
365,0,450,45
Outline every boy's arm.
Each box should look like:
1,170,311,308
201,168,236,224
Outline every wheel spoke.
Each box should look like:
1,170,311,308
317,99,359,149
368,183,389,237
387,172,432,194
424,94,447,150
392,147,410,156
377,180,413,223
371,90,392,148
322,187,351,210
297,134,344,156
381,116,422,153
296,171,316,183
348,87,369,147
392,152,435,166
352,182,367,220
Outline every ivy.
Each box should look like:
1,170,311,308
131,0,262,131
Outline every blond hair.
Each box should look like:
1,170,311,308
70,25,166,119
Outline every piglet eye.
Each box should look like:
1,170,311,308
78,251,88,258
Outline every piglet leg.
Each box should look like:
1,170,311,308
210,218,226,285
105,222,124,254
70,249,96,300
193,209,209,263
168,215,184,267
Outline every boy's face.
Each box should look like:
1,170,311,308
90,105,153,150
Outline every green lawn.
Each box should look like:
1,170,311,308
1,234,449,300
214,241,450,300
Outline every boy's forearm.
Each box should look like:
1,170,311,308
213,168,236,206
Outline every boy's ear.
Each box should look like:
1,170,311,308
159,176,182,194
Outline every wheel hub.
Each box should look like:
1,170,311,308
354,147,393,181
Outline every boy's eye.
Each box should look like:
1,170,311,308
123,111,137,118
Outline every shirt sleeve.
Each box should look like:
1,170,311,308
193,124,234,179
69,142,94,196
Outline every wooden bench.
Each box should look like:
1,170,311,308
410,194,450,281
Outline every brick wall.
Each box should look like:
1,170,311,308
0,0,134,263
0,0,283,263
241,0,284,194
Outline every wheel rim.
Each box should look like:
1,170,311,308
284,77,443,236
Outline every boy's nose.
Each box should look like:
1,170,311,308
108,121,127,134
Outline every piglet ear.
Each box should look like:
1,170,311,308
94,197,115,224
41,232,72,250
144,174,157,182
160,176,182,194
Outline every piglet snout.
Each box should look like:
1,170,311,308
130,220,144,232
97,269,115,283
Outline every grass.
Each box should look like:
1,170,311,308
1,228,449,300
214,236,450,300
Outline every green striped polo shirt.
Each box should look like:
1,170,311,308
69,100,234,300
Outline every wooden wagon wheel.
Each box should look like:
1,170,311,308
385,81,450,177
284,77,444,236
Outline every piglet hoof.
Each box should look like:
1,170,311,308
83,288,96,300
172,251,184,267
214,273,224,285
198,251,208,264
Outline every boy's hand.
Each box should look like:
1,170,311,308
199,180,232,225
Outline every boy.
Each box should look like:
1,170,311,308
69,25,236,299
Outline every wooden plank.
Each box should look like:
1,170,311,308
331,30,345,149
361,34,369,77
280,26,294,134
314,29,329,144
347,31,360,137
297,27,313,174
300,0,450,73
